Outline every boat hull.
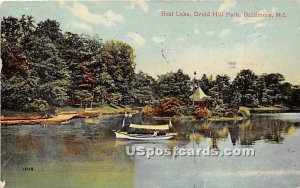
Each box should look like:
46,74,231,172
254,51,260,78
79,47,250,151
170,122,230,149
114,131,173,140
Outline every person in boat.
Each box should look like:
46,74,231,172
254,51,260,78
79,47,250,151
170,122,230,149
121,112,132,131
153,131,159,136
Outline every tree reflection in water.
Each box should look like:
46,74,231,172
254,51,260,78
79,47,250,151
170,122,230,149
173,115,299,149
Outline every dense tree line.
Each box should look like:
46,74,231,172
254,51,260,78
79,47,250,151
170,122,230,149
1,16,139,111
1,16,299,112
198,70,300,108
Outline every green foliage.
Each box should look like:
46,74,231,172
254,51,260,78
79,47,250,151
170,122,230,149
108,93,123,105
232,69,258,107
1,16,136,111
132,71,156,104
211,75,231,103
155,69,192,102
30,99,49,112
199,74,214,95
1,16,298,112
257,75,270,105
176,105,195,116
1,76,38,111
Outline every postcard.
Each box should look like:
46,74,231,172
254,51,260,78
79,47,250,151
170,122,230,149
1,1,300,188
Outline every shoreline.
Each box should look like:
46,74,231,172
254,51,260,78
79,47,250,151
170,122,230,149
1,106,299,126
1,105,138,125
0,111,101,125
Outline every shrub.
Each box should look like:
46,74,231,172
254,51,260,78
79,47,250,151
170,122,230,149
176,105,195,116
157,98,184,116
142,105,157,117
30,98,49,112
212,107,225,117
238,107,251,118
194,107,211,119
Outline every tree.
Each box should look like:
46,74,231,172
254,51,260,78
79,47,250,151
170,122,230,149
104,40,136,104
34,19,63,44
157,98,184,116
27,36,71,106
232,69,258,107
155,69,192,102
291,86,300,107
214,75,231,103
279,82,293,105
257,75,270,105
1,16,35,110
264,73,285,104
1,16,33,78
199,74,214,95
132,71,156,104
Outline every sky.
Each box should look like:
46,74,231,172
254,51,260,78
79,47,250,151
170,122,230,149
1,0,300,84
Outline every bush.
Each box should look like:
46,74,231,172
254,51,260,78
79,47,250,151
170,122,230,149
157,98,184,116
30,98,49,112
238,107,251,118
194,107,211,119
176,105,195,116
212,107,225,117
142,105,156,117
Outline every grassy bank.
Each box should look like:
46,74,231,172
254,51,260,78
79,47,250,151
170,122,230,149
208,116,245,121
1,105,132,117
250,105,300,113
56,105,133,115
1,105,134,125
146,115,245,122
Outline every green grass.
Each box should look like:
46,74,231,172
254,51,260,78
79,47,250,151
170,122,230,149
251,105,290,111
208,116,245,121
56,105,131,114
2,105,132,117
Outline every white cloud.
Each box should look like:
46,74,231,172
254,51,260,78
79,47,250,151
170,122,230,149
152,36,165,44
206,31,215,36
127,32,145,47
194,29,199,35
69,2,124,27
234,9,269,25
127,0,149,13
218,0,236,12
71,21,93,31
219,29,231,38
254,22,270,29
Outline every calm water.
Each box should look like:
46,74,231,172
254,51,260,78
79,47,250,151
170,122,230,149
1,113,300,188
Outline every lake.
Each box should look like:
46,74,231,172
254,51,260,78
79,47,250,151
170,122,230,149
1,113,300,188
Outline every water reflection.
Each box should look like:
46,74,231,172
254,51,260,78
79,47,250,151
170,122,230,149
2,115,299,162
169,116,299,150
1,113,300,187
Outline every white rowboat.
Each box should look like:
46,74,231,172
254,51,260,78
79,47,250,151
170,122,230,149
114,131,173,140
